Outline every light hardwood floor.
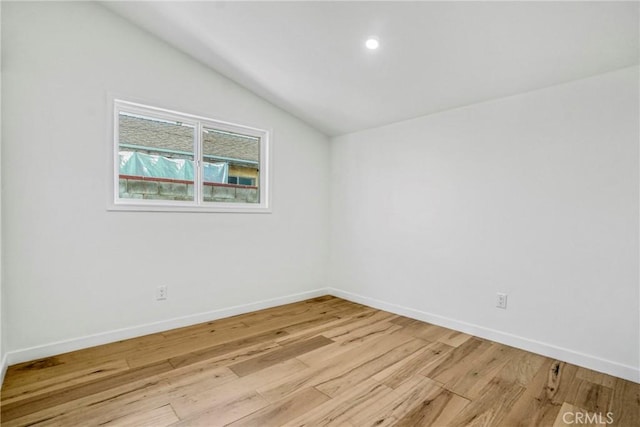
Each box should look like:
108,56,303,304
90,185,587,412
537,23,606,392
1,296,638,426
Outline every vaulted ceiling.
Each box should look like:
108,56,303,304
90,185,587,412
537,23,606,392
104,1,639,136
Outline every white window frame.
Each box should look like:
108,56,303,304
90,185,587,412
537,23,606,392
109,99,271,213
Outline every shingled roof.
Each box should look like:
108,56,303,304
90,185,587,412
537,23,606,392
119,114,259,163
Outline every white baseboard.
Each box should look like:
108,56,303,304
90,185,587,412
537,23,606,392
4,287,638,385
1,352,8,386
4,288,328,368
327,287,640,384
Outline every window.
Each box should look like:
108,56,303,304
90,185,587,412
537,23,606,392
228,176,256,186
112,100,270,212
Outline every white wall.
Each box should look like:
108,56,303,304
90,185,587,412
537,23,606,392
329,67,639,381
2,0,638,385
2,2,330,358
0,0,5,381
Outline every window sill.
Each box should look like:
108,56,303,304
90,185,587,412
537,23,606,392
108,201,272,214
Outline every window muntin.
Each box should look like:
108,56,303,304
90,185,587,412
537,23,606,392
112,100,270,212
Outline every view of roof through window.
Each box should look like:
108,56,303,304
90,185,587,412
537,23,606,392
117,110,261,204
119,112,259,165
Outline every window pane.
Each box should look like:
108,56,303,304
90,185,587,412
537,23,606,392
238,177,255,186
118,112,195,202
202,127,260,204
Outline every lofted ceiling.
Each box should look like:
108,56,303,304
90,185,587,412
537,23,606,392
103,1,639,136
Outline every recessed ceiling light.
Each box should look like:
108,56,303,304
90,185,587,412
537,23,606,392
365,37,379,50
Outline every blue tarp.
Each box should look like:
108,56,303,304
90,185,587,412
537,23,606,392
119,151,228,183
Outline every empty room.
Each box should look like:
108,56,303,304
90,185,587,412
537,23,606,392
0,1,638,426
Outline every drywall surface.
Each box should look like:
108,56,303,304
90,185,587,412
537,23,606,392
0,0,5,381
2,2,330,354
329,67,639,378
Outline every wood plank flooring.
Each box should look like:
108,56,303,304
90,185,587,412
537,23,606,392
1,296,638,426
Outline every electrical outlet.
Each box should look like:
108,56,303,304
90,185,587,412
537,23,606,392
496,292,507,309
156,285,168,301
